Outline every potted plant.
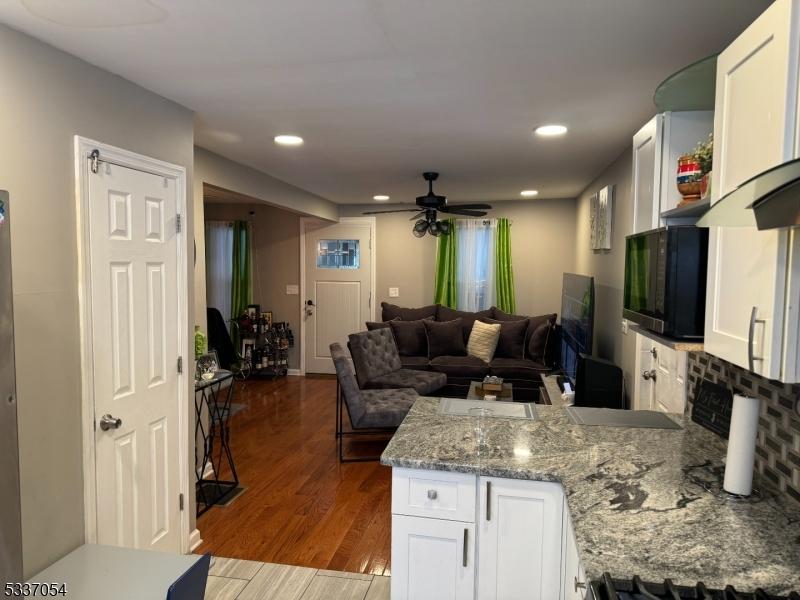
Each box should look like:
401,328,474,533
676,133,713,206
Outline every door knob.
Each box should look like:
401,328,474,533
99,414,122,431
642,369,657,381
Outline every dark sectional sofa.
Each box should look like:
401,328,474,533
368,302,559,402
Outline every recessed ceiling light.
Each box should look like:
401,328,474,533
373,195,390,201
274,134,304,146
520,190,539,197
534,124,568,137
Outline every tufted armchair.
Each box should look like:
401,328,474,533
347,329,446,396
330,342,418,462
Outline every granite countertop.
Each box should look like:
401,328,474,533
381,398,800,594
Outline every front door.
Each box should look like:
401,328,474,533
88,160,182,551
304,219,373,374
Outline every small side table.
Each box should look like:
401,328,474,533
195,370,238,516
467,380,514,401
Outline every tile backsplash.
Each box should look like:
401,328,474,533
687,351,800,506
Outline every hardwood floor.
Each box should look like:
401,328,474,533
196,375,393,577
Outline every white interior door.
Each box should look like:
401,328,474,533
653,345,687,414
89,161,182,552
303,218,373,374
633,333,656,411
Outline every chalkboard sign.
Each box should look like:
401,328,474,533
691,379,733,439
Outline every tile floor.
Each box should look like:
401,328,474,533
205,556,390,600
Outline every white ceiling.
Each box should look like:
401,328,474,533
0,0,771,204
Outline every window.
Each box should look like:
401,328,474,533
456,220,496,311
205,221,234,319
317,239,360,269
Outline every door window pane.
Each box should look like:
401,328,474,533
317,239,360,269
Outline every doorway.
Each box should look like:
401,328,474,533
301,217,375,374
75,137,190,552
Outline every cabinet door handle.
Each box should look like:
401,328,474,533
748,306,766,372
462,528,468,567
486,481,491,521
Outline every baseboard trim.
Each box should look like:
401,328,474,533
188,528,202,552
287,369,303,376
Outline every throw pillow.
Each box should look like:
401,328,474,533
366,317,398,331
480,317,529,359
467,320,501,363
388,319,429,356
381,302,439,322
423,319,467,358
526,313,557,362
438,306,493,342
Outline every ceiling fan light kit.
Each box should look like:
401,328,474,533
363,172,492,237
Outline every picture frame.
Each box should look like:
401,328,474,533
588,192,598,249
195,350,220,382
262,311,273,330
596,184,614,250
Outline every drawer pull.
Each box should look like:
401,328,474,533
462,529,468,567
574,576,586,592
427,489,438,500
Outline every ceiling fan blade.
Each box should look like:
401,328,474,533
362,209,423,215
408,211,426,221
447,203,492,210
440,208,487,217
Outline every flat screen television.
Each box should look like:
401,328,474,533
560,273,595,384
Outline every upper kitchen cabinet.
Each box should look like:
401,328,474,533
704,0,800,381
632,111,713,234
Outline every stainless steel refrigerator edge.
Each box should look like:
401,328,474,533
0,191,23,583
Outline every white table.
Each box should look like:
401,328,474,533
26,544,203,599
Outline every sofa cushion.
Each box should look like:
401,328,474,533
526,313,557,362
480,317,528,359
491,306,528,321
382,302,438,322
347,329,403,388
467,320,501,363
366,317,398,331
424,319,467,358
437,306,492,342
489,357,550,380
400,356,430,370
357,388,418,428
365,369,446,396
429,355,490,379
389,319,429,356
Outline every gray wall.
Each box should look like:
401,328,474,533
0,24,196,577
193,148,338,335
574,148,637,403
339,198,578,317
203,203,302,370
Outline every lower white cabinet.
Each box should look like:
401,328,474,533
391,514,475,600
561,507,587,600
391,469,567,600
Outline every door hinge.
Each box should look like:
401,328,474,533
177,356,183,374
176,214,182,233
89,149,100,174
179,493,184,511
368,292,371,309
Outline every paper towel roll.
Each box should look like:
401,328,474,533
723,394,761,496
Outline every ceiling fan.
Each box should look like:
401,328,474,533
363,172,492,237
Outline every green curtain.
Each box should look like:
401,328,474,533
230,221,252,320
433,219,458,308
495,218,516,313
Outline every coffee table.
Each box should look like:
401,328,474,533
467,380,513,401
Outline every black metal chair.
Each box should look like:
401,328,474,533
331,342,418,462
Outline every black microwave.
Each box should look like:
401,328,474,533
623,226,709,339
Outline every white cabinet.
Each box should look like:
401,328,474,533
632,112,714,234
391,469,566,600
633,336,687,413
391,515,475,600
477,478,564,600
561,508,587,600
704,0,800,381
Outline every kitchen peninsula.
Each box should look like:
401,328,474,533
381,398,800,599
